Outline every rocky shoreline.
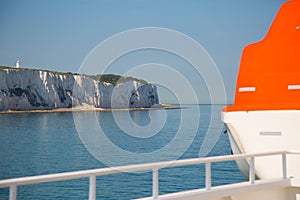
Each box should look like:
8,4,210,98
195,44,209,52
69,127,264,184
0,104,182,114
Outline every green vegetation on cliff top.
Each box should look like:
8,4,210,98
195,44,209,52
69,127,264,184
89,74,147,86
0,66,147,86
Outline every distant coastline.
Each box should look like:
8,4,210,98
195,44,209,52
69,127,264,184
0,104,182,114
0,66,160,111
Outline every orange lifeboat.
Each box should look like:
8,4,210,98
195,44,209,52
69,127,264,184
222,0,300,183
225,0,300,112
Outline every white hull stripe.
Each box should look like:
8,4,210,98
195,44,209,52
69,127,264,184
288,85,300,90
260,131,282,136
238,87,256,92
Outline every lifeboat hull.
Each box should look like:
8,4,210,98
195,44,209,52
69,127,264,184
222,110,300,179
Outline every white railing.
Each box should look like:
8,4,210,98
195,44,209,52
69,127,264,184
0,150,299,200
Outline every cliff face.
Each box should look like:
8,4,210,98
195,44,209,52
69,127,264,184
0,68,159,111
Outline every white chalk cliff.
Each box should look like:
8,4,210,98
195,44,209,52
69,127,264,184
0,68,159,111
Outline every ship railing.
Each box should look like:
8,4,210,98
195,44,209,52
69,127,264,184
0,150,299,200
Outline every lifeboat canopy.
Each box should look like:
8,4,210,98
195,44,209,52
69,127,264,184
225,0,300,112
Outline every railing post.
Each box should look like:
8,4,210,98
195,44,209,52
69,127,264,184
152,169,159,199
205,162,211,190
249,157,255,184
282,153,287,179
89,175,96,200
9,185,17,200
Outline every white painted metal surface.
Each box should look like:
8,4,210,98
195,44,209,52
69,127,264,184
152,169,159,199
0,151,299,200
138,179,292,200
238,87,256,92
205,162,212,190
288,85,300,90
89,175,96,200
222,110,300,180
249,157,255,184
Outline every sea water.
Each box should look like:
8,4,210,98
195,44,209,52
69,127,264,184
0,105,244,199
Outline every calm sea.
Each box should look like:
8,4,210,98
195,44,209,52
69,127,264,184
0,105,244,199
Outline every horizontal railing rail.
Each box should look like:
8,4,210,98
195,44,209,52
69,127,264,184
1,150,299,200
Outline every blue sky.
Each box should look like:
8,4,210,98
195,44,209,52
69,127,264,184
0,0,285,103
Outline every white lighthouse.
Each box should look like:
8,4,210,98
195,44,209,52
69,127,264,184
15,60,20,68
